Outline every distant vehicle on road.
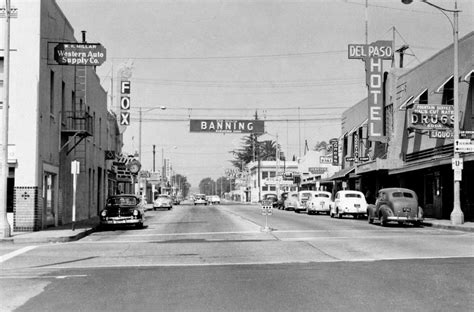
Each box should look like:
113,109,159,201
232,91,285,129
283,192,299,211
194,194,208,205
276,192,288,210
100,194,145,229
209,195,221,205
154,194,173,210
262,193,278,208
294,191,315,213
367,188,423,226
306,191,333,215
330,190,367,219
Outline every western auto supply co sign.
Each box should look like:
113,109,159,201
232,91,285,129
190,120,264,133
348,40,393,142
54,43,106,66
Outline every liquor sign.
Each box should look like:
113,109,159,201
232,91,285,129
53,43,106,66
190,120,264,133
408,104,454,130
330,138,339,166
430,130,454,139
348,40,393,142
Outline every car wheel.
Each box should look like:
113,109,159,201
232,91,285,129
136,222,144,229
380,213,388,226
337,209,342,219
368,214,374,224
330,211,334,218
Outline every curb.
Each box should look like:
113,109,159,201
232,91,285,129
0,226,100,244
422,222,474,233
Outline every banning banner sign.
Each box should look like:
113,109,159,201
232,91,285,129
54,43,106,66
190,120,264,133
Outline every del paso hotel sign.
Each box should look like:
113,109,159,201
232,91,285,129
190,120,264,133
53,43,106,66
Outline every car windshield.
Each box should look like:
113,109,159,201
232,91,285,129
107,196,138,206
315,193,330,198
290,194,298,198
158,195,169,199
392,192,414,198
345,193,361,198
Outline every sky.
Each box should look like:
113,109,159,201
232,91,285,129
56,0,473,188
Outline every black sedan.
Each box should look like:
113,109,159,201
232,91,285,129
100,194,146,229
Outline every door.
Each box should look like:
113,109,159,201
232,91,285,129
43,173,56,227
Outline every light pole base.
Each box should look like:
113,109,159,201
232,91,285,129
260,226,272,233
450,210,464,225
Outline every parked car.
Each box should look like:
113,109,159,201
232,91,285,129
194,194,208,205
262,193,279,208
154,194,173,210
367,188,424,226
330,190,367,219
306,191,333,215
283,192,299,211
276,192,288,210
209,195,221,205
294,191,315,213
100,194,145,229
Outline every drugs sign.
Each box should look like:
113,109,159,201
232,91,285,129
409,104,454,130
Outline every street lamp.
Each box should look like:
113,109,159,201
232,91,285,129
138,106,166,164
402,0,463,224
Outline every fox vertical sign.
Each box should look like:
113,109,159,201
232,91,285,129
120,81,131,126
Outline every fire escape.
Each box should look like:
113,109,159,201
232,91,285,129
61,66,93,171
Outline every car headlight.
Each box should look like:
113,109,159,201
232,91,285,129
101,210,107,217
133,209,139,216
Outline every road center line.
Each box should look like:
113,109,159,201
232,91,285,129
0,246,38,264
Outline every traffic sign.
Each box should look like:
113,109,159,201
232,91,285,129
454,139,474,153
452,158,463,170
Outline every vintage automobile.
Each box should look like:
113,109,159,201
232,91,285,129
262,193,279,208
294,191,316,213
276,192,288,210
306,191,333,215
330,190,367,219
367,188,424,226
194,194,208,205
283,192,299,211
100,194,145,229
154,194,173,210
209,195,221,205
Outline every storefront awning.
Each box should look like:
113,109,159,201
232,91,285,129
329,166,355,180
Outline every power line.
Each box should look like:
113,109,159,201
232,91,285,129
109,50,347,61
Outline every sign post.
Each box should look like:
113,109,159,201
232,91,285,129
261,200,273,232
71,160,80,231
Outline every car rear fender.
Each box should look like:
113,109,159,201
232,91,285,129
379,205,393,219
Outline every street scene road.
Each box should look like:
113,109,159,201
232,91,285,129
1,201,473,311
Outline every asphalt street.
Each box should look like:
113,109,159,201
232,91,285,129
1,202,473,312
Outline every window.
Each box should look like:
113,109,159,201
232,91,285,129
345,193,362,198
262,186,269,191
441,77,454,105
50,70,55,114
315,193,330,198
61,81,66,121
269,171,276,178
269,186,276,191
262,171,269,179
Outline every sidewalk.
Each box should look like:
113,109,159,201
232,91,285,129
0,216,101,244
0,216,472,244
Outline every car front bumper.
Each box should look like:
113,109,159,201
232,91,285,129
101,217,142,225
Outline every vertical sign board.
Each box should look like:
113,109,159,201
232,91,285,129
348,40,393,142
353,131,359,160
330,138,339,166
120,81,131,126
71,160,80,227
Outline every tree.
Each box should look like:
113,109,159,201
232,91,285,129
199,177,216,195
171,173,191,198
230,135,281,169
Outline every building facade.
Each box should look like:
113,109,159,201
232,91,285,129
1,0,122,231
339,32,473,219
